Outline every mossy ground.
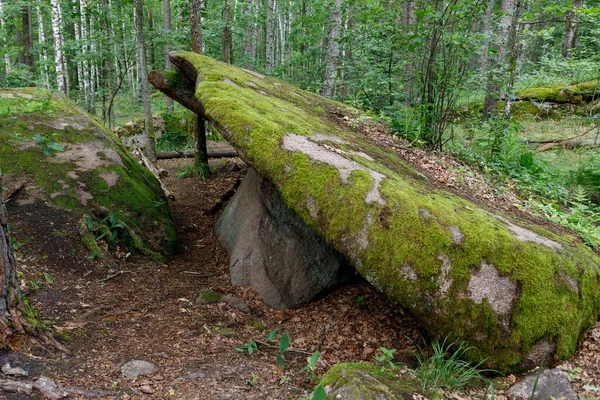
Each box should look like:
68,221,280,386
0,88,176,257
172,51,600,372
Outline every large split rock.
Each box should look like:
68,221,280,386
150,52,600,372
0,88,175,257
215,168,353,308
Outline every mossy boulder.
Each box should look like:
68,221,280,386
153,52,600,373
319,363,419,399
0,88,176,258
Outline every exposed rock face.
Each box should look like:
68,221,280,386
0,88,175,257
216,168,353,308
150,52,600,372
507,368,577,400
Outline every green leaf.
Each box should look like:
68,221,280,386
32,133,44,145
276,354,286,369
311,385,327,400
265,329,279,342
309,351,320,368
47,142,64,152
279,332,290,353
85,215,94,231
43,272,54,284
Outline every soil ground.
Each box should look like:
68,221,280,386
2,157,423,399
3,154,600,400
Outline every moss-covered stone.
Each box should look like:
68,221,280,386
518,81,599,104
0,88,176,258
157,52,600,373
196,289,224,304
319,363,419,399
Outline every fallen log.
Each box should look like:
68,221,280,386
157,146,238,160
138,150,175,200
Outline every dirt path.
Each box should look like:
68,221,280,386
3,158,422,399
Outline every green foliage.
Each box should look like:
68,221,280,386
235,340,258,355
412,337,492,394
300,385,327,400
374,347,400,371
302,351,321,382
32,133,64,155
176,162,214,180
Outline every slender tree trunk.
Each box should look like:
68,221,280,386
50,0,67,94
73,3,84,97
479,0,493,74
560,0,583,58
0,0,11,76
190,0,204,53
265,0,275,73
79,0,91,110
21,5,35,76
502,0,523,121
222,0,233,64
36,6,50,89
164,0,174,110
135,0,156,161
243,0,255,69
321,0,342,97
148,3,156,69
482,0,514,121
103,0,115,128
0,171,25,347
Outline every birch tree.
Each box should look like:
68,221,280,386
560,0,583,58
322,0,342,97
36,5,50,89
134,0,156,161
50,0,67,94
0,0,11,78
164,0,174,110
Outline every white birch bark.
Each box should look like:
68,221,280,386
36,6,50,89
73,4,84,95
79,0,91,109
50,0,67,93
265,0,275,73
0,0,11,75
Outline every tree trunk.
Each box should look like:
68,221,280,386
0,171,25,346
0,0,11,77
50,0,67,94
222,0,233,64
148,3,156,70
265,0,275,73
243,0,255,69
502,0,523,121
321,0,342,97
482,0,514,121
560,0,583,58
479,0,494,74
164,0,174,111
36,6,50,89
21,5,34,76
135,0,156,162
190,0,203,53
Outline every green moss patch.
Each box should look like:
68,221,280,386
0,88,176,258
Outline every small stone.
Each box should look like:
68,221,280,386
153,375,164,381
507,368,577,400
33,376,66,400
2,363,29,377
222,295,252,313
139,385,154,394
196,289,223,305
121,360,157,379
158,169,169,178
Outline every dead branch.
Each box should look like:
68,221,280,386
528,123,600,145
97,270,131,283
138,150,175,199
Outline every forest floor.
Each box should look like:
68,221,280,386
3,147,600,399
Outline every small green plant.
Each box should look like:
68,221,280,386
413,337,492,393
278,375,291,385
236,340,259,355
276,331,290,369
301,351,320,382
243,373,259,387
300,385,327,400
176,162,214,180
32,133,64,155
374,347,399,371
28,280,42,290
43,272,54,284
355,295,366,308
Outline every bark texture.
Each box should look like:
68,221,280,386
50,0,67,93
190,0,203,54
560,0,583,58
322,0,342,97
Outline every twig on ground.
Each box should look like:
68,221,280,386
97,270,131,283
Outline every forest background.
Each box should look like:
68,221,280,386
1,0,600,248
